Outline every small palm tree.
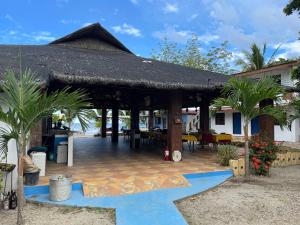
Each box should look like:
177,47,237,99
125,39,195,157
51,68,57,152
0,69,91,225
236,43,281,71
212,77,287,177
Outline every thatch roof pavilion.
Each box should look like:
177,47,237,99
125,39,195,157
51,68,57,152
0,23,229,158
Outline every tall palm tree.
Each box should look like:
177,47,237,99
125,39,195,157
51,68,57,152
212,77,287,177
236,43,281,72
0,69,91,225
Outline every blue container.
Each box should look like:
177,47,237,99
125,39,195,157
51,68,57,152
49,135,68,161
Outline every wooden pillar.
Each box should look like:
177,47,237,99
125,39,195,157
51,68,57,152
112,107,119,143
259,99,274,140
101,108,107,138
30,120,43,148
130,108,140,149
148,109,153,131
167,91,182,154
200,101,210,134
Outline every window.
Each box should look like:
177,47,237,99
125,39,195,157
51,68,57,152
273,74,281,85
215,113,225,125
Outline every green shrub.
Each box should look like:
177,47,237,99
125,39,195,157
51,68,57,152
217,144,238,166
0,172,3,192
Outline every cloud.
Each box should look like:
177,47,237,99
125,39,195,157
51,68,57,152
202,0,300,51
276,41,300,59
112,23,141,37
82,22,93,27
60,19,80,25
163,3,178,13
153,26,218,44
153,26,193,44
130,0,138,4
22,31,56,42
4,14,14,22
187,14,198,22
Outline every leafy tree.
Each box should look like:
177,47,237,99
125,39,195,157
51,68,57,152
61,108,96,132
212,77,287,177
284,0,300,15
236,43,281,72
151,36,235,74
0,69,91,225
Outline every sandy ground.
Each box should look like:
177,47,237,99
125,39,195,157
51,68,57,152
1,203,115,225
177,165,300,225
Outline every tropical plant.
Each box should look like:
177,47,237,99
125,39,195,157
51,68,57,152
151,36,235,74
284,0,300,15
250,135,279,176
217,144,238,166
212,76,287,177
0,69,91,225
61,108,96,132
236,43,281,72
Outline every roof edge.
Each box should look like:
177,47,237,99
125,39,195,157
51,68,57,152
49,23,133,54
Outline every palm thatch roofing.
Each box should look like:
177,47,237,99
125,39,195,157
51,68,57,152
0,23,229,91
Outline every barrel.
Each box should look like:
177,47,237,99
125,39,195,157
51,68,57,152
49,175,72,201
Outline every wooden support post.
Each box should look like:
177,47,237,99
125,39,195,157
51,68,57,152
101,108,107,138
259,99,274,140
130,108,140,149
148,109,153,131
167,91,182,155
200,101,210,134
30,120,42,148
112,107,119,143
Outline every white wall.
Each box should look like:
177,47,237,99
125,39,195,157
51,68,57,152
0,103,18,192
211,111,299,142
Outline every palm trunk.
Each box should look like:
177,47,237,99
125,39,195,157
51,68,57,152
17,136,26,225
243,121,250,178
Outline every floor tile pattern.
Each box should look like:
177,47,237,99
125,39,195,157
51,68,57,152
39,137,227,196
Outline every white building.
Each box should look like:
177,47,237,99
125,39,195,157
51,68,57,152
210,61,300,142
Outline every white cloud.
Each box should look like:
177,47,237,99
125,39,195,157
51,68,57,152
82,22,93,27
153,26,218,45
197,34,219,44
130,0,138,4
202,0,300,51
276,41,300,59
163,3,178,13
4,14,14,22
112,23,141,37
60,19,80,25
153,26,193,44
188,14,198,22
22,31,56,42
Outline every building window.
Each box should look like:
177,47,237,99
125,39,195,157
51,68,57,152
215,113,225,125
273,74,281,85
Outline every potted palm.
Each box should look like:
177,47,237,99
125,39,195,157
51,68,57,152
0,69,92,225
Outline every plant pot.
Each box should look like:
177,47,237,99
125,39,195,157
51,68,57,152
24,171,40,186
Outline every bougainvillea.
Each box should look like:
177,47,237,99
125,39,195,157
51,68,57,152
249,135,278,175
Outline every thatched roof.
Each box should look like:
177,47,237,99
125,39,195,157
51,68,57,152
0,23,229,91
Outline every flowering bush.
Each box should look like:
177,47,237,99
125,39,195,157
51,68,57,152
249,136,278,175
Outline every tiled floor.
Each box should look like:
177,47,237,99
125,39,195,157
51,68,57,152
39,137,227,196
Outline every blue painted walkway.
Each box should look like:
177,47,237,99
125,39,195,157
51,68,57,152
25,170,233,225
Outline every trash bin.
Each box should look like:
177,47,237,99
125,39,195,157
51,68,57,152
24,171,40,186
30,152,46,176
49,175,72,201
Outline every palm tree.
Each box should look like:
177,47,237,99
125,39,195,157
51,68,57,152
236,43,281,72
61,108,96,132
212,77,287,177
0,69,91,225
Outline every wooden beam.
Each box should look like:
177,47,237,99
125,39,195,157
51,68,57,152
167,91,182,155
259,99,274,140
148,109,153,130
112,107,119,143
101,108,107,138
130,107,140,149
200,101,210,133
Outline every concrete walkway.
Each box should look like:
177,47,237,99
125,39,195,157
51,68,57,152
25,170,233,225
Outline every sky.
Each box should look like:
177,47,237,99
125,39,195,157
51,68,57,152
1,0,300,62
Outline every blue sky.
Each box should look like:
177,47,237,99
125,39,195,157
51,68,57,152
1,0,300,61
